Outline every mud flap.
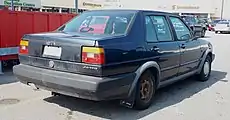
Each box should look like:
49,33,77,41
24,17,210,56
120,87,137,108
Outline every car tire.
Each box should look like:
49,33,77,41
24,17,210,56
201,29,206,37
197,56,212,82
215,31,218,34
133,70,156,110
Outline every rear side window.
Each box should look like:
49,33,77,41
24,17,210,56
145,16,158,42
58,11,135,35
150,16,173,42
170,17,191,40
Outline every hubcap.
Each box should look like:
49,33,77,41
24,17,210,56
140,78,153,103
203,61,210,77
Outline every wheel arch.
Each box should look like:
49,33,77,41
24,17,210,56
127,61,161,97
207,52,213,60
198,48,213,74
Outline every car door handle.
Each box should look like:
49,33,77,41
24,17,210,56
150,47,160,51
180,44,186,49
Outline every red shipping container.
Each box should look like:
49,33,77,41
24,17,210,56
0,9,76,72
0,10,76,61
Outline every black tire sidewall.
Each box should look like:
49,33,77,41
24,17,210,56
199,56,211,81
202,29,206,37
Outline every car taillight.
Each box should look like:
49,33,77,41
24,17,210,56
19,40,29,55
82,47,105,64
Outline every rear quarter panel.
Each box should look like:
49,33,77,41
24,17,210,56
197,39,211,59
97,11,147,76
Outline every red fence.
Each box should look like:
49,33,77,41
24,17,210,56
0,10,76,61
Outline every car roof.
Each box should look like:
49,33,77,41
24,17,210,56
219,20,230,23
180,15,195,17
87,9,176,16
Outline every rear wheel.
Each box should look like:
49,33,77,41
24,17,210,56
197,56,212,82
134,71,156,110
215,31,219,34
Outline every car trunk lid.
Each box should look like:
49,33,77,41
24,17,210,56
24,32,96,62
215,24,229,29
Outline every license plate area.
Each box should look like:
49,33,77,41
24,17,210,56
42,46,62,59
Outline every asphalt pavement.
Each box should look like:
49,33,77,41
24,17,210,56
0,31,230,120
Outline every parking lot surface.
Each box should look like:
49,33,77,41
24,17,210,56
0,32,230,120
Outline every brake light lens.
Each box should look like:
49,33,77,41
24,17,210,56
19,40,29,55
82,47,105,64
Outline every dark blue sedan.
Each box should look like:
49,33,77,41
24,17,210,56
13,10,215,110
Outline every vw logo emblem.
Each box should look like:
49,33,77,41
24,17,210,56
46,41,56,46
49,61,55,68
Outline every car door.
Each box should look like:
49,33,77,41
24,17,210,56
144,14,180,81
169,16,202,75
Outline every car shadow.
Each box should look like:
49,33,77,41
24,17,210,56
44,70,227,120
218,33,230,34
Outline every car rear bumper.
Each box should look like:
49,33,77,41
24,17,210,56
215,28,230,32
13,64,136,101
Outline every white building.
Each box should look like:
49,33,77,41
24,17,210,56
40,0,121,13
1,0,230,19
223,0,230,19
119,0,229,19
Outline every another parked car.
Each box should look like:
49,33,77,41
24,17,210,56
207,19,226,31
181,15,207,37
208,19,226,31
213,19,224,26
0,5,8,10
13,10,215,110
215,20,230,34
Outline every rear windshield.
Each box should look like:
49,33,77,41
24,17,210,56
181,16,197,24
218,21,230,24
213,20,222,24
58,11,136,35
